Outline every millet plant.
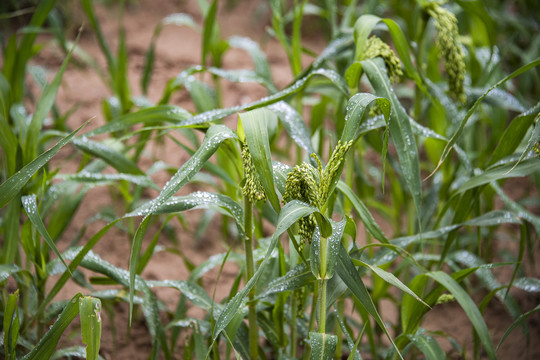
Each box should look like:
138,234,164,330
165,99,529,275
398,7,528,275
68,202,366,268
1,0,539,359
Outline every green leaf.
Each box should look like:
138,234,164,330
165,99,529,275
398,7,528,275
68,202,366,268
308,332,338,360
129,215,151,326
456,0,497,48
142,14,199,93
229,36,274,87
311,219,346,280
337,181,388,243
127,191,244,235
180,68,349,127
407,332,445,360
213,200,317,340
85,105,192,137
361,58,422,216
22,194,71,274
497,304,540,351
79,296,102,360
56,249,169,358
269,102,315,154
336,244,403,359
355,259,429,308
147,280,213,311
3,291,19,360
72,137,144,175
240,108,280,210
426,271,497,360
10,0,57,102
139,125,236,215
341,92,390,144
0,123,86,209
488,102,540,166
81,0,115,84
58,172,158,189
259,263,314,299
22,293,82,360
36,220,121,320
201,0,218,64
457,158,540,194
434,58,540,174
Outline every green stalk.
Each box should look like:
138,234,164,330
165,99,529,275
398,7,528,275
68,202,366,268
244,197,258,360
291,292,298,358
318,279,327,333
318,235,328,334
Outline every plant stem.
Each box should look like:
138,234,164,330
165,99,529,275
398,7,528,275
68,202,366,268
318,279,327,334
291,292,298,358
244,197,258,360
318,235,328,334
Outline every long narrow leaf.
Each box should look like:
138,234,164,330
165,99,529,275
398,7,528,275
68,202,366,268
0,123,86,209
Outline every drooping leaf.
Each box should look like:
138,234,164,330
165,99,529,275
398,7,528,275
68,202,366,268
22,194,70,273
426,271,497,360
0,123,86,209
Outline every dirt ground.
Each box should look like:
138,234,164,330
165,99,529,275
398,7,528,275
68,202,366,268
27,0,540,358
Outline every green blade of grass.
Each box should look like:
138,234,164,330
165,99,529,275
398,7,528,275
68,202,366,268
86,105,192,137
432,58,540,176
147,280,214,311
58,172,158,190
3,291,20,360
22,293,82,360
129,215,151,327
0,122,86,209
10,0,57,102
229,36,274,89
79,296,102,360
201,0,218,65
497,304,540,351
56,248,170,359
269,101,315,155
72,137,144,175
239,108,280,211
258,263,313,299
353,258,429,308
126,191,244,235
212,200,318,340
456,158,540,194
142,14,199,93
336,243,403,359
179,68,349,127
341,92,390,143
137,125,236,216
22,193,72,272
361,58,422,217
81,0,115,83
24,30,77,164
426,271,497,360
37,220,121,320
407,332,445,360
488,102,540,166
337,181,388,243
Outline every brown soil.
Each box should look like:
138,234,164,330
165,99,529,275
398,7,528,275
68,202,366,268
25,0,540,359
